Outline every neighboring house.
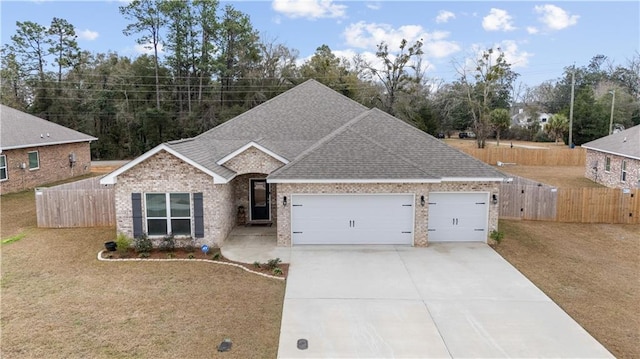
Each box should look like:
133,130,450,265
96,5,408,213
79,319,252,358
582,125,640,189
0,105,97,194
101,80,508,247
511,108,553,129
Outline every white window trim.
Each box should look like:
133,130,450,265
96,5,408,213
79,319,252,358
604,156,611,172
621,160,627,182
0,154,7,181
145,193,192,237
28,151,39,170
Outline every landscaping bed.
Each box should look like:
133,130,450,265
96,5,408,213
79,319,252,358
99,246,289,279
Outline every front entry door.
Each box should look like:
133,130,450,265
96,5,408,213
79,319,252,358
250,179,270,220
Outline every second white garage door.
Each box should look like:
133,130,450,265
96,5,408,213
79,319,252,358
291,194,414,245
428,192,489,242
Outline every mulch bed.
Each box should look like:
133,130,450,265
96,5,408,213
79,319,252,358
100,247,288,279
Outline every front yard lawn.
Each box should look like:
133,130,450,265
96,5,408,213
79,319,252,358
495,219,640,358
1,191,285,359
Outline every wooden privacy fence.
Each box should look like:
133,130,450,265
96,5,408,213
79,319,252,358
499,177,558,221
36,176,115,227
499,176,639,224
556,188,640,224
463,147,586,166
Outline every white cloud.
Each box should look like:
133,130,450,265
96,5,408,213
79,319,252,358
134,42,164,55
342,21,460,59
463,40,532,72
534,4,579,30
424,40,461,58
482,8,516,32
498,40,532,69
435,10,455,24
526,26,539,34
272,0,346,19
78,29,99,41
366,2,381,10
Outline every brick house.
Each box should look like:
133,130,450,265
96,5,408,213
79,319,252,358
582,125,640,189
101,80,508,247
0,105,97,194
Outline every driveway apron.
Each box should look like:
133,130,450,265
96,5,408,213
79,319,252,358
277,243,613,359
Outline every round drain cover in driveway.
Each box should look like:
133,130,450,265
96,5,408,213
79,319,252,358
297,338,308,350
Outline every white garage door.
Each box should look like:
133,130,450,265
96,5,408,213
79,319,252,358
428,192,489,242
291,194,414,245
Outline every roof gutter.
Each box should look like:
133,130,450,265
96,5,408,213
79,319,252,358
581,145,640,160
0,138,98,151
267,177,508,184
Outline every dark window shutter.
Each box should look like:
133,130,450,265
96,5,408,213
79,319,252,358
132,193,143,238
193,193,204,238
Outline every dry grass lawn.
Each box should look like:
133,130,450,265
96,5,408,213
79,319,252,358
444,137,564,149
497,165,604,188
445,138,602,188
495,220,640,358
1,189,285,359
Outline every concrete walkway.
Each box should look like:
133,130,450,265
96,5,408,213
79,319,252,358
277,244,613,358
221,226,291,264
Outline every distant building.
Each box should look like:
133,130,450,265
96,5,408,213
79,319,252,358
510,108,554,129
0,105,97,194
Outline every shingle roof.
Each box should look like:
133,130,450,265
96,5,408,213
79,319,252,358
166,79,369,180
269,108,506,181
581,125,640,160
106,79,507,183
0,104,97,150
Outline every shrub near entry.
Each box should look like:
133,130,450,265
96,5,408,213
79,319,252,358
134,234,153,254
115,233,132,256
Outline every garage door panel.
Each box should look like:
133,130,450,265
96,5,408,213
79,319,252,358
291,194,414,245
428,192,488,242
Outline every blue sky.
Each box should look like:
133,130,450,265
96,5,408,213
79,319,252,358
1,1,638,87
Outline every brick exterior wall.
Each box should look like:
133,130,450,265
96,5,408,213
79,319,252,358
111,146,501,248
0,142,92,194
114,150,235,247
222,146,285,175
221,146,284,226
231,173,277,225
275,182,500,247
585,149,640,189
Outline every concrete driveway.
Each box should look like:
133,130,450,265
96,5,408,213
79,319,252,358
277,243,613,358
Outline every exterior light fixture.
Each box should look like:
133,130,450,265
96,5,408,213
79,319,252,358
283,196,287,206
492,194,498,204
420,195,425,206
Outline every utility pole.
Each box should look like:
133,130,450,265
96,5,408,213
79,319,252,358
609,90,616,135
568,64,575,148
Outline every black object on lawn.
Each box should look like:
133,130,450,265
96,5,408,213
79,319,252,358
104,241,117,251
217,339,232,352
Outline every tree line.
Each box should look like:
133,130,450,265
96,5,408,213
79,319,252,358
2,0,639,159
